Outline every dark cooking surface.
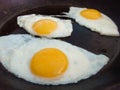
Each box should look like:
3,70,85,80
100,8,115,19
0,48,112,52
0,0,120,90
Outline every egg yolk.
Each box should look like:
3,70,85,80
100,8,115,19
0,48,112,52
32,19,57,35
30,48,68,78
80,9,102,20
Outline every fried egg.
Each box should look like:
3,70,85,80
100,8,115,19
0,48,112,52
0,34,109,85
17,14,73,38
65,7,119,36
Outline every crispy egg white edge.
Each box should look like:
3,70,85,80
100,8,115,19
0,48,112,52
17,14,73,38
66,7,119,36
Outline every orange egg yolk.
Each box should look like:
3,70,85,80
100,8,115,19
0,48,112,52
30,48,68,78
80,9,102,20
32,19,57,35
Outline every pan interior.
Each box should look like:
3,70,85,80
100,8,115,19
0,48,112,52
0,5,119,90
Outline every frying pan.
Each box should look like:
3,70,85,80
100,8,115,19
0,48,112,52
0,0,120,90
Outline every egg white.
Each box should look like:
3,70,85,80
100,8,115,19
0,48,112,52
0,34,109,85
0,34,33,69
17,14,73,38
66,7,119,36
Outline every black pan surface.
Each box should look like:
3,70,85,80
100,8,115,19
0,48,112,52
0,0,120,90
